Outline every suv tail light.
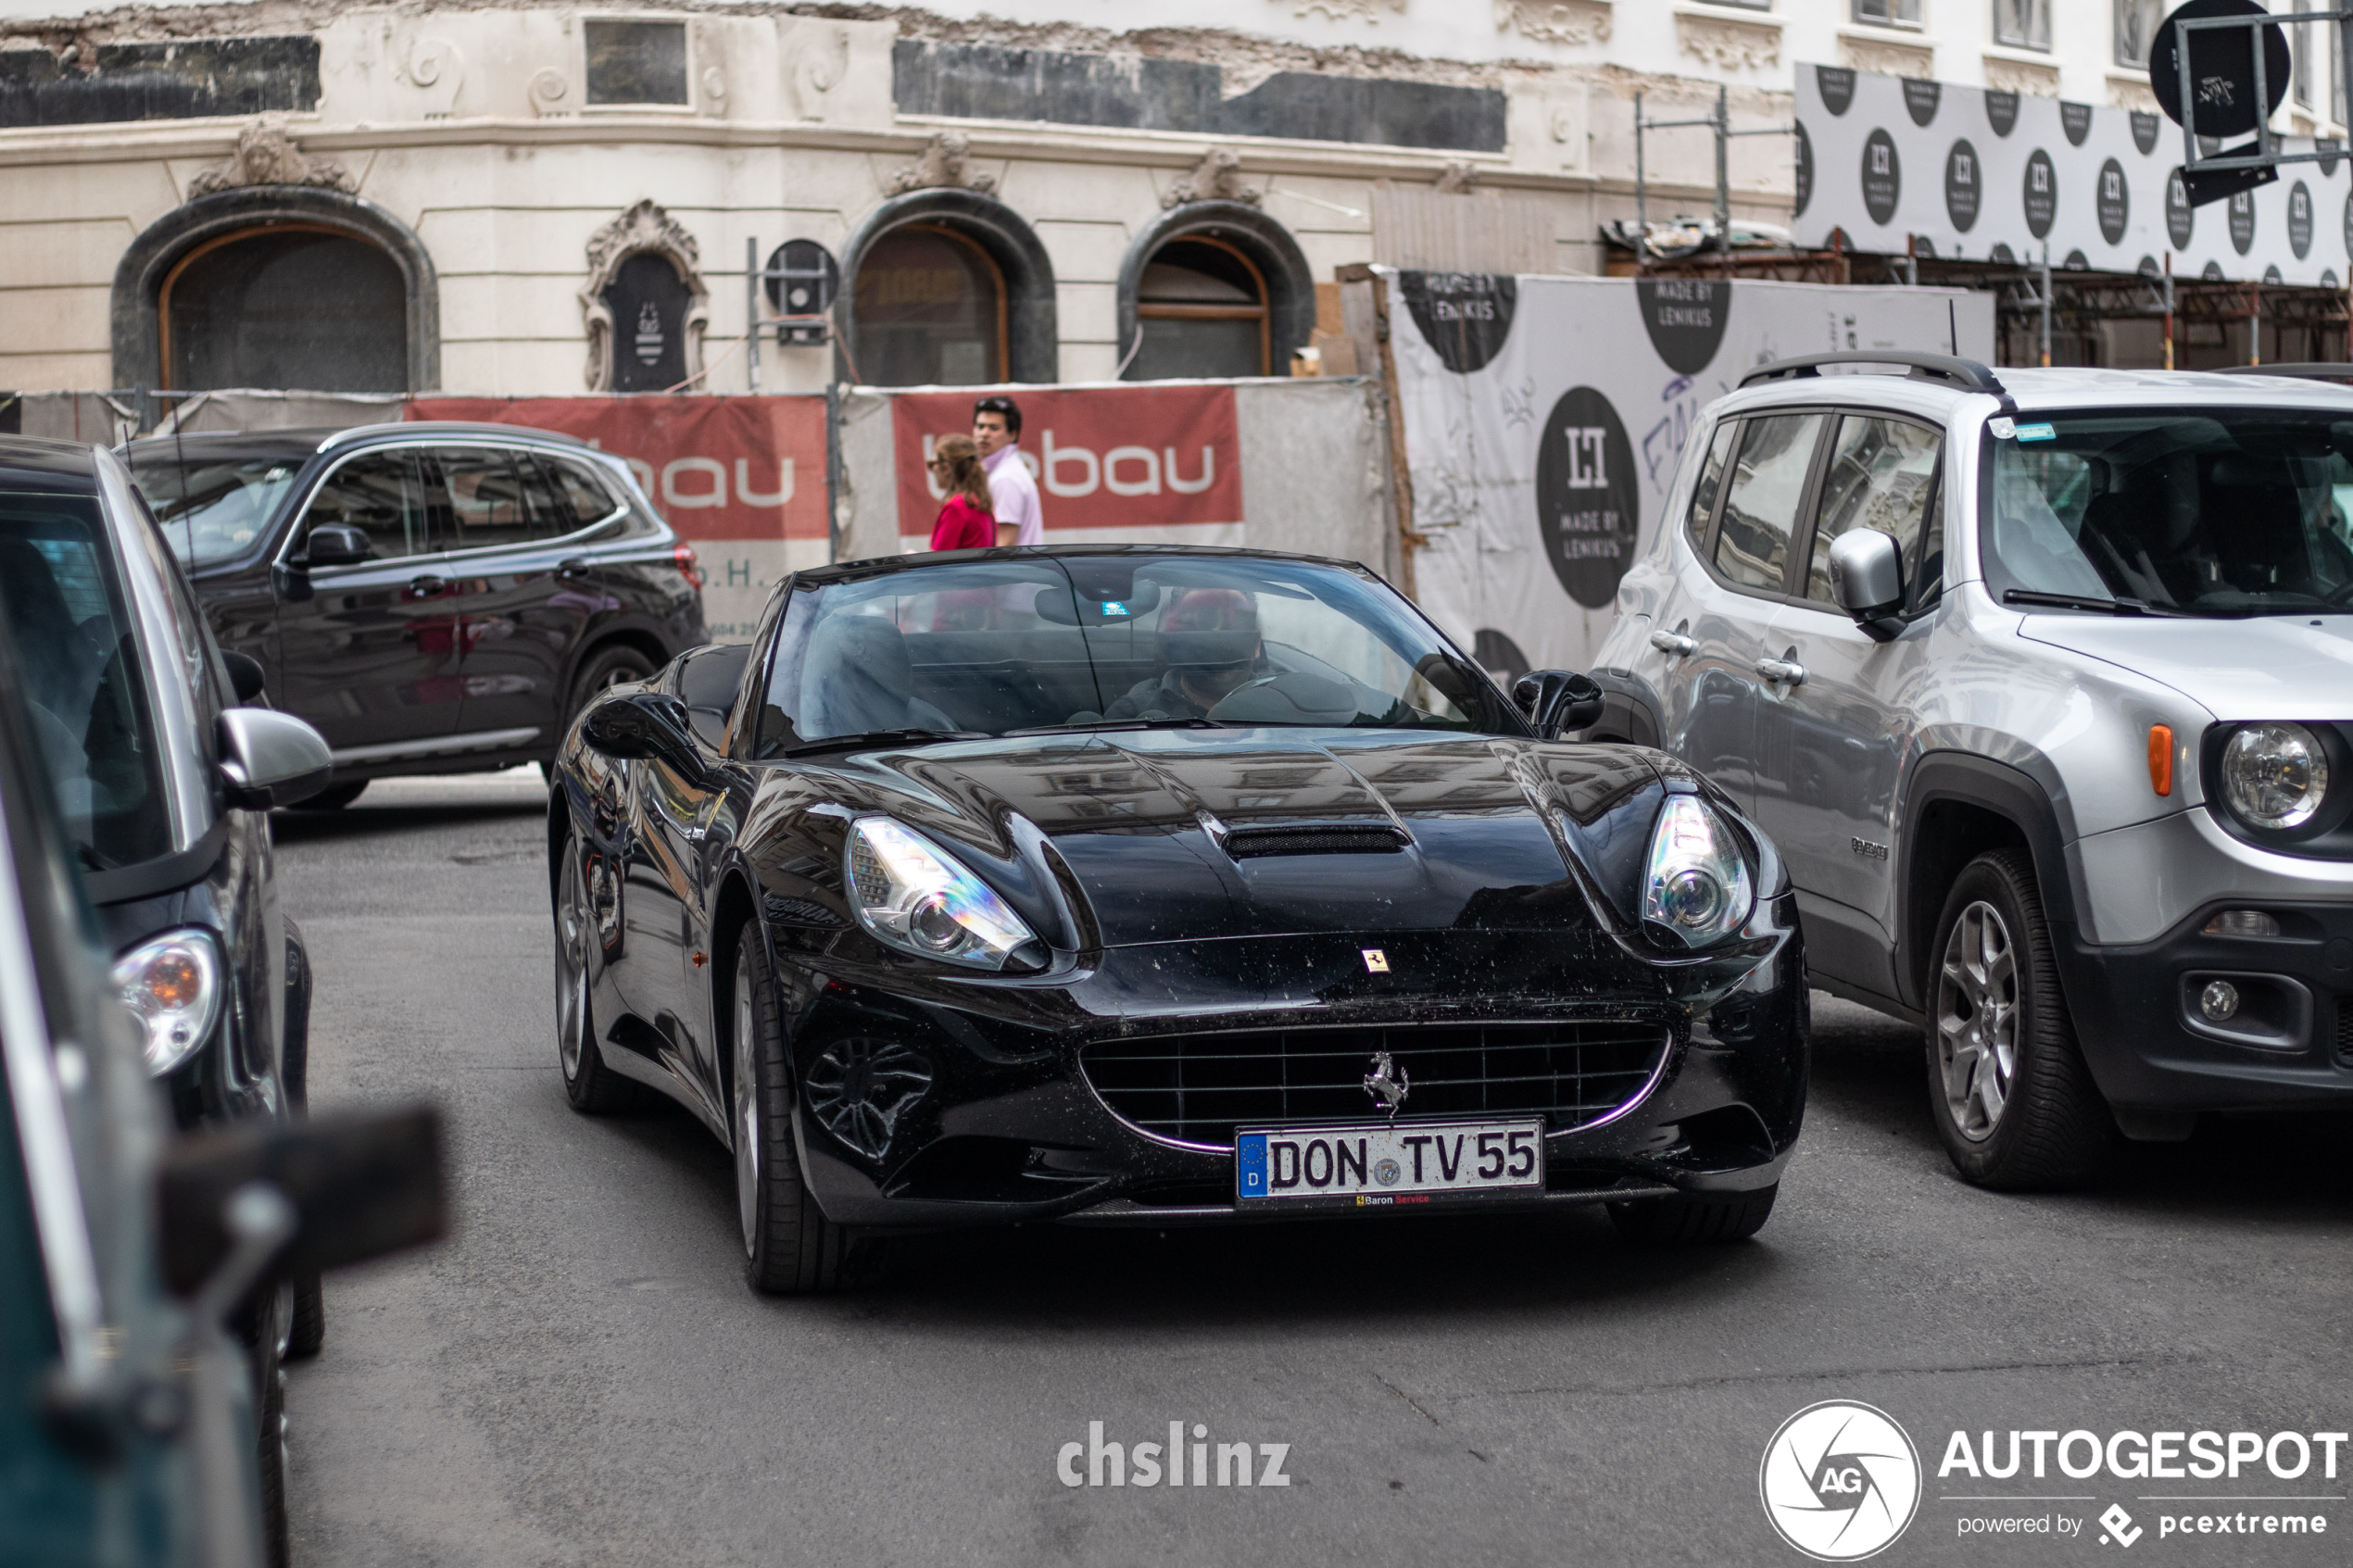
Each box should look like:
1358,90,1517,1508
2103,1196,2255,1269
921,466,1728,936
672,544,702,590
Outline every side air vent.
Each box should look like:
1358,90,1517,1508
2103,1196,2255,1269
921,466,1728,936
1222,824,1410,859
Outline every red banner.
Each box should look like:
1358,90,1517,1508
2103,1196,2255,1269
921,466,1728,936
889,383,1242,535
406,396,827,542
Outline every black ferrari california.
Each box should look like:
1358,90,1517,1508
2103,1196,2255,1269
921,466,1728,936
547,546,1806,1293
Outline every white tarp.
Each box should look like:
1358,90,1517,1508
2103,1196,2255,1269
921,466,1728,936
1389,267,1994,681
1794,63,2352,287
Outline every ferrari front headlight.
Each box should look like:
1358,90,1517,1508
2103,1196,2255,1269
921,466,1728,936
112,930,222,1076
844,818,1039,970
1641,795,1755,949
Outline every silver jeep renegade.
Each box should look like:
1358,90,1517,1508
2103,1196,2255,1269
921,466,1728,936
1587,353,2353,1189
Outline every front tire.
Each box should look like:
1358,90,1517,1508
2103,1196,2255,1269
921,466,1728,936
1608,1184,1777,1244
1926,848,2112,1189
556,832,640,1114
565,644,656,735
732,926,868,1295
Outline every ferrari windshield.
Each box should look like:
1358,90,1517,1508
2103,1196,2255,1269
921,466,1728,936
753,555,1507,753
1983,408,2353,614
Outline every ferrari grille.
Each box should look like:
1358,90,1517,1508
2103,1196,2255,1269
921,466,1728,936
1082,1021,1669,1148
1222,824,1410,858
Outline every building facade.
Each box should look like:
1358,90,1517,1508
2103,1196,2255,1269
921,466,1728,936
0,1,2327,401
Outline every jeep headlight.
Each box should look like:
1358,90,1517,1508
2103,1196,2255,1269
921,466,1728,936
2220,722,2330,831
1641,796,1755,949
844,818,1040,971
112,930,222,1076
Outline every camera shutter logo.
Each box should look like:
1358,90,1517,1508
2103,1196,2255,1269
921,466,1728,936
1758,1400,1920,1562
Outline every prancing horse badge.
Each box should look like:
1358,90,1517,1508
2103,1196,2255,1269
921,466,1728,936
1361,948,1390,973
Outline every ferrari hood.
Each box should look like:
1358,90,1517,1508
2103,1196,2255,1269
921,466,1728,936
834,728,1668,947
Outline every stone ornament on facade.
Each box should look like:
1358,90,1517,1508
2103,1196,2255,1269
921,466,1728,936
400,35,464,119
578,199,709,392
885,132,997,196
1841,36,1933,81
1494,0,1612,47
787,26,851,120
185,122,357,199
1290,0,1406,22
1675,12,1778,73
1983,56,2061,98
1163,147,1262,209
529,68,571,117
2107,76,2161,114
1434,161,1478,194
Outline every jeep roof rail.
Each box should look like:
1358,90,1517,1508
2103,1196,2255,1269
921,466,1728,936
1739,351,2010,396
2211,363,2353,382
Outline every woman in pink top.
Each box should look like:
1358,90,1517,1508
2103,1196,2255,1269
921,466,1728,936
927,435,996,551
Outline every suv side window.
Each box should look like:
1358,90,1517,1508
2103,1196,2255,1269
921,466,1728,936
543,455,623,531
435,447,568,553
1714,413,1824,593
302,452,433,561
1805,415,1944,608
1685,420,1739,555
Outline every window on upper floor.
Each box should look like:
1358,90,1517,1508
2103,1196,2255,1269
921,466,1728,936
2115,0,2164,69
1853,0,1922,28
1994,0,2051,52
1698,0,1773,10
2293,1,2316,113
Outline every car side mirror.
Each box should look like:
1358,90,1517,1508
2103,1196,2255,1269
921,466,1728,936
217,707,333,809
156,1104,447,1297
582,691,707,781
1827,529,1906,642
1512,670,1605,740
298,523,373,569
221,649,267,705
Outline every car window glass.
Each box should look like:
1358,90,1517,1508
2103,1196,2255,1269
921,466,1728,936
1806,416,1943,606
439,448,560,552
0,494,172,869
676,643,750,749
302,452,431,562
1685,420,1739,554
545,456,621,530
130,449,303,569
1715,413,1823,593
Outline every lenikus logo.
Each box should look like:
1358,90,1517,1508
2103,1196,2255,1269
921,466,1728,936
1761,1401,1922,1561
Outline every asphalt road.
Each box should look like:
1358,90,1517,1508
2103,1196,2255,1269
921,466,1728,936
276,772,2353,1567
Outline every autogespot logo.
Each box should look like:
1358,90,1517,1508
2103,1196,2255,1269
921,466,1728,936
1761,1400,1923,1561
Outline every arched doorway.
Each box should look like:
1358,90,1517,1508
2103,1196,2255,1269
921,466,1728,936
160,226,409,392
1130,237,1269,380
852,224,1007,386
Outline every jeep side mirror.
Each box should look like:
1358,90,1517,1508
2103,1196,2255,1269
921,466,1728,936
1512,670,1604,740
216,707,333,809
582,691,706,781
297,523,373,569
1827,529,1906,642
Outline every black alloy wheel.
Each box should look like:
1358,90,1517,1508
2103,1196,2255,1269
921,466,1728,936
299,779,369,810
732,924,871,1295
556,831,641,1113
1926,848,2112,1189
1608,1183,1778,1244
235,1282,292,1568
565,644,656,734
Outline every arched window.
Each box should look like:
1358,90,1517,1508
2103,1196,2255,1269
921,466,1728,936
852,225,1007,386
1131,237,1269,380
160,226,409,393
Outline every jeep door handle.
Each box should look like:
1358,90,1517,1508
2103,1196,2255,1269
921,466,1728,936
1649,630,1697,656
1755,658,1807,685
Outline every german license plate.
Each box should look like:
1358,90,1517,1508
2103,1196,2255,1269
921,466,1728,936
1235,1119,1544,1207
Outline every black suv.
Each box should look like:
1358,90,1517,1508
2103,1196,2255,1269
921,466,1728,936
130,421,708,807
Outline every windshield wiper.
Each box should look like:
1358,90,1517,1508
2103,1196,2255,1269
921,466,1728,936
1004,717,1228,735
779,727,986,758
2001,588,2186,617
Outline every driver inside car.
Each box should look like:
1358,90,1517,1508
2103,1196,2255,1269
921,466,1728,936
1101,587,1265,721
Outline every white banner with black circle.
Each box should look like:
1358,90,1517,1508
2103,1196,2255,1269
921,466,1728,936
1795,63,2351,287
1384,268,1993,681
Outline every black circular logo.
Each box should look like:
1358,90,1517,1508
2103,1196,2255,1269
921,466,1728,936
1903,79,1942,128
2138,256,2161,277
2023,148,2057,238
1636,278,1732,375
2290,181,2314,259
763,239,840,315
1985,91,2020,138
1400,271,1517,374
1862,129,1902,226
1991,242,2017,264
2096,157,2130,246
2264,264,2284,285
2230,189,2257,256
2063,250,2090,270
1944,139,1982,232
2061,102,2094,147
2168,169,2196,248
1536,387,1640,611
1818,66,1856,117
2132,111,2161,156
1472,630,1529,688
2203,258,2226,281
1794,122,1814,218
2151,0,2293,142
2323,140,2344,177
2326,268,2342,288
1912,234,1939,258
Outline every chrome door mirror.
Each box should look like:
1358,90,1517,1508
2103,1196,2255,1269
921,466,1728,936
1827,529,1906,642
582,691,709,782
217,708,333,810
1512,670,1605,740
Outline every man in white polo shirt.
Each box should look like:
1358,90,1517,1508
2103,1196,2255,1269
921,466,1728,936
973,395,1043,547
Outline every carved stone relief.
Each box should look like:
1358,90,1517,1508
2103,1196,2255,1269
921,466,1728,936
1840,36,1933,80
579,199,709,393
2107,76,2160,114
1290,0,1406,21
1434,161,1478,194
1676,13,1780,73
529,68,572,118
1494,0,1613,47
1163,147,1262,208
1984,56,2061,98
886,132,998,196
787,24,851,121
186,122,357,199
399,34,463,119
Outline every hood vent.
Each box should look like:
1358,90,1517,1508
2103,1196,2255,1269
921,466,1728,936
1221,823,1411,859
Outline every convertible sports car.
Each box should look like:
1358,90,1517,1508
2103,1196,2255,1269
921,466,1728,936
547,546,1806,1293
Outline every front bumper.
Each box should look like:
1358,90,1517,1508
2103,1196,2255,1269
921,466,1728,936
772,910,1808,1230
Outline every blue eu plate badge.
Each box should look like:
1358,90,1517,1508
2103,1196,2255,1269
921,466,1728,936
1237,1133,1268,1198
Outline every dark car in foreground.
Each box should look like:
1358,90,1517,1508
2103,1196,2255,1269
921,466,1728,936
549,546,1807,1294
129,421,707,808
